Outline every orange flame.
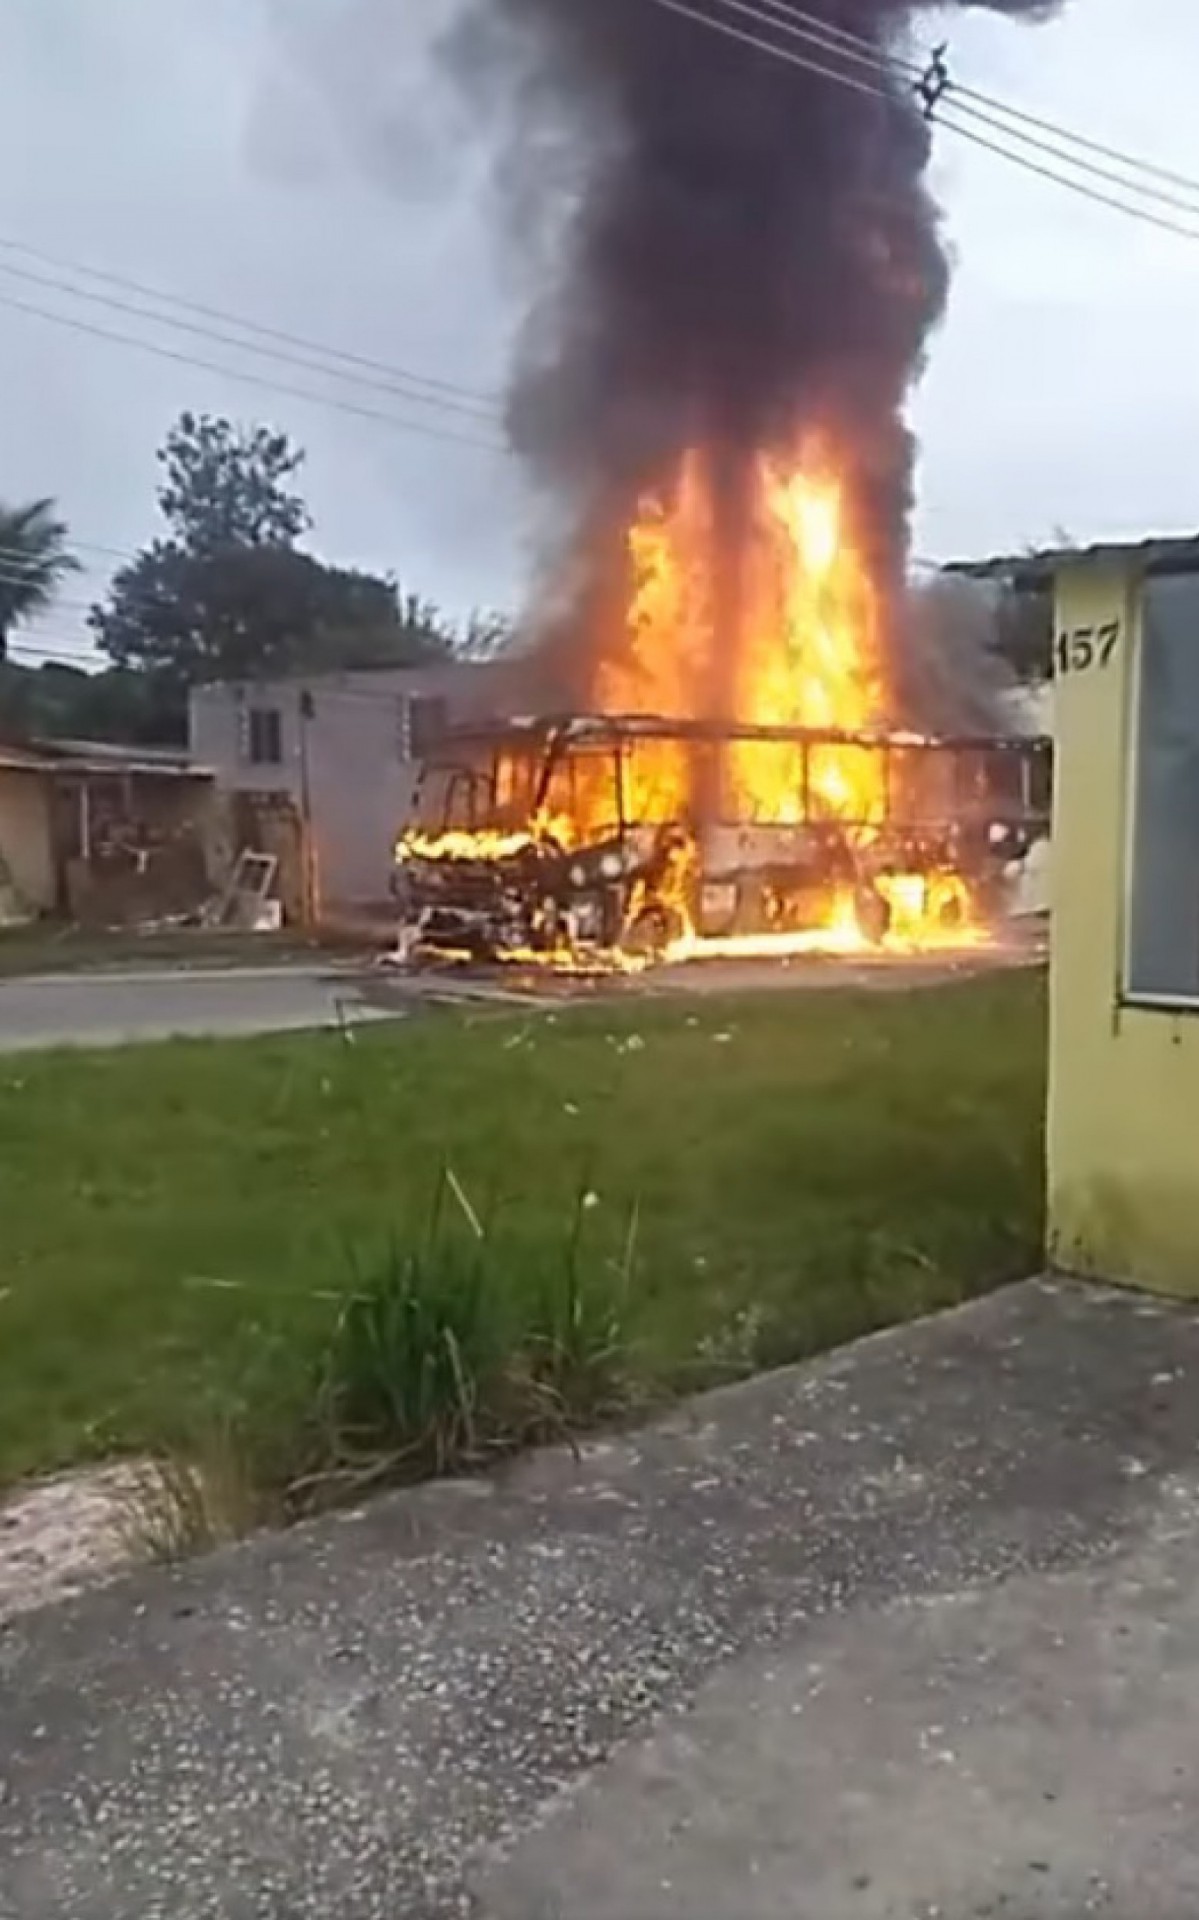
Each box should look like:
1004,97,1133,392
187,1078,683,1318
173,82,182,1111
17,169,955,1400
588,438,979,956
398,437,986,966
591,440,889,831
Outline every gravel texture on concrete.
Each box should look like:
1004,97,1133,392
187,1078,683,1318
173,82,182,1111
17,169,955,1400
0,1468,143,1626
3,1277,1198,1918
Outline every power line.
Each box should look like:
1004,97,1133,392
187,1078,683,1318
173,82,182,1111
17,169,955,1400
5,638,99,666
0,533,139,571
649,0,884,102
0,257,500,426
0,234,500,410
754,0,1199,203
948,78,1199,203
739,0,1199,217
649,0,1199,242
0,560,503,642
939,114,1199,241
47,0,1195,330
0,578,97,617
0,288,511,456
943,93,1199,218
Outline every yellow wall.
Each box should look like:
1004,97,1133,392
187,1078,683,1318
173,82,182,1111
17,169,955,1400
1048,560,1199,1292
0,767,55,915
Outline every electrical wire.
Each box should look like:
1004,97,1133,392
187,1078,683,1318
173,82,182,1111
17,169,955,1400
10,8,1191,362
0,564,460,634
734,0,1199,216
0,289,510,455
0,235,500,409
0,257,499,426
647,0,1199,242
0,533,139,570
938,115,1199,240
8,0,1188,660
0,580,97,618
0,558,496,666
761,0,1199,201
5,637,99,666
651,0,885,103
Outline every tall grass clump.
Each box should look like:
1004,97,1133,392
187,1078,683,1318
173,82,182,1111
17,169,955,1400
297,1174,638,1501
129,1172,639,1547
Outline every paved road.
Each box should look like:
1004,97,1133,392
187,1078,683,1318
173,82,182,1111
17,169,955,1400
5,1279,1199,1917
0,942,1044,1051
0,967,398,1051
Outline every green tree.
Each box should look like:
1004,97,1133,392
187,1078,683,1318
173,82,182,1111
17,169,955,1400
89,412,454,700
0,499,80,661
0,659,186,748
93,542,453,691
157,411,310,554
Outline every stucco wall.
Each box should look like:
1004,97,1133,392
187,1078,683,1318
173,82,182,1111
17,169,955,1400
1047,559,1199,1293
190,661,524,908
0,767,55,913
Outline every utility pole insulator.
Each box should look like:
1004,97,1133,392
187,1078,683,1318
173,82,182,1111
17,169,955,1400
917,43,951,123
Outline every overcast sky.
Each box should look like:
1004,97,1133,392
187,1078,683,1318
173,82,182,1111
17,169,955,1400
1,0,1196,664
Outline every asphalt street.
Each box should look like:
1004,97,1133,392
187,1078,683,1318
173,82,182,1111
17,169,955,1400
0,940,1044,1051
0,966,396,1051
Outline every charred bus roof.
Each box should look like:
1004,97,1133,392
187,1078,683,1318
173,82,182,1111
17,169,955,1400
427,712,1052,761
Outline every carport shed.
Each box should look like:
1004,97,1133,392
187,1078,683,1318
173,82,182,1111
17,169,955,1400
0,738,215,922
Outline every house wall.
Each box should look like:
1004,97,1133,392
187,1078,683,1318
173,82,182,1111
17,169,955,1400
1046,558,1199,1293
190,661,524,909
0,767,55,914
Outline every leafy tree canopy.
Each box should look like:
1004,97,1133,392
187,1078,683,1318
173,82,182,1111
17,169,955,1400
158,411,309,555
0,498,80,661
89,411,457,693
93,542,453,688
0,413,511,748
0,659,185,747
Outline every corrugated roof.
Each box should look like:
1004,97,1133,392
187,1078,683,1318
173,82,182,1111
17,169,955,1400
0,738,213,779
945,535,1199,587
33,738,212,778
0,745,51,774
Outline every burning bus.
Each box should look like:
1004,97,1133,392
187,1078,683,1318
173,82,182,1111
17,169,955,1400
393,711,1050,966
392,457,1050,969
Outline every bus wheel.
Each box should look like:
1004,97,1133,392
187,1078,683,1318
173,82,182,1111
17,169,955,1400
623,903,684,962
854,884,891,946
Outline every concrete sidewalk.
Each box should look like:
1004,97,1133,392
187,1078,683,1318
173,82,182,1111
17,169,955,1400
0,966,397,1051
4,1278,1199,1918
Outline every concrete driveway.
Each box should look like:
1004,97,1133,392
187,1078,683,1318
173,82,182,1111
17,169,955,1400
0,966,400,1051
4,1278,1199,1918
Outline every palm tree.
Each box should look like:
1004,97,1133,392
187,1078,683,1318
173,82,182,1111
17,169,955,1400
0,499,81,660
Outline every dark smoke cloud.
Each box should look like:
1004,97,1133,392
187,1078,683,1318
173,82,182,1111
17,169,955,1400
446,0,1066,706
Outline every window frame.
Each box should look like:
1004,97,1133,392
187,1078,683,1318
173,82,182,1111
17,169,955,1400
246,706,284,768
399,694,449,763
1120,569,1199,1013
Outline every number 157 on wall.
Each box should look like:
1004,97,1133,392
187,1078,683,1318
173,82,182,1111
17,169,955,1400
1054,622,1121,677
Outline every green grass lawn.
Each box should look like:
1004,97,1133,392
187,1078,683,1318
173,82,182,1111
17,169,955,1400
0,971,1046,1489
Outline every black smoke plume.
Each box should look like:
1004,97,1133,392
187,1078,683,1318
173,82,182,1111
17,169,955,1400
447,0,1066,711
